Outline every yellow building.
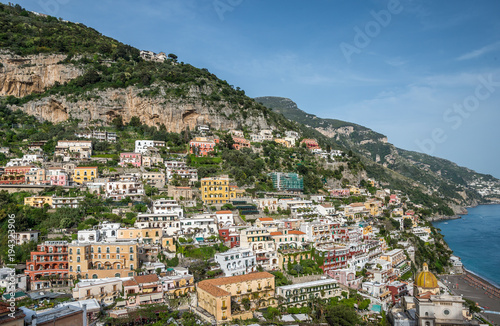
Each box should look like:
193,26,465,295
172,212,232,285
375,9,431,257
73,166,98,184
24,196,53,208
163,269,195,298
117,228,163,245
68,241,138,279
349,186,361,195
200,175,244,204
162,237,176,253
197,272,276,323
364,201,380,216
277,248,312,271
274,138,291,148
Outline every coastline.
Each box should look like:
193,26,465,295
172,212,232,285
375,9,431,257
440,271,500,325
428,214,462,222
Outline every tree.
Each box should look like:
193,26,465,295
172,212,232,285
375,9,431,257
111,115,123,129
222,133,235,149
403,218,413,230
168,53,178,62
128,116,141,127
325,304,359,326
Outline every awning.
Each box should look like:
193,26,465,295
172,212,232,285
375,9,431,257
139,295,151,302
150,293,163,300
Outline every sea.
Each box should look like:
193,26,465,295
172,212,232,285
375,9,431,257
433,204,500,288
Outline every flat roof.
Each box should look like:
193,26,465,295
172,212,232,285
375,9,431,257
277,278,338,291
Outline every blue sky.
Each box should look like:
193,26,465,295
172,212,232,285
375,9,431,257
17,0,500,178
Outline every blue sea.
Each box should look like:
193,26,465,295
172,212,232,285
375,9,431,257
433,204,500,288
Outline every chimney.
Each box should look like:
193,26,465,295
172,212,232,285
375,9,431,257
82,303,87,326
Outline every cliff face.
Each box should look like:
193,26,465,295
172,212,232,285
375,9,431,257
0,51,273,132
9,86,273,132
0,53,82,97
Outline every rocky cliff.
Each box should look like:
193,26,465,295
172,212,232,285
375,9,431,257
0,52,82,97
8,84,273,132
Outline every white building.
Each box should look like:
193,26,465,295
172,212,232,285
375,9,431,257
215,210,235,227
6,154,44,167
15,230,40,245
105,176,144,201
135,140,166,154
134,214,180,234
179,217,218,237
151,199,184,218
0,267,27,291
215,247,256,277
277,279,342,307
316,203,336,216
253,197,279,212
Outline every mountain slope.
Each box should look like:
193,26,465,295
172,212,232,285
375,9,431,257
256,96,500,212
0,3,495,215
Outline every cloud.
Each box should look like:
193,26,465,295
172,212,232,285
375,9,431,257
385,57,408,67
456,41,500,61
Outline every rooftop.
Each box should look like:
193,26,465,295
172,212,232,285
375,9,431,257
277,278,338,291
197,272,274,297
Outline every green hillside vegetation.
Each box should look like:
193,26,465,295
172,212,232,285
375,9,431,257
0,3,132,56
1,4,495,219
257,96,498,214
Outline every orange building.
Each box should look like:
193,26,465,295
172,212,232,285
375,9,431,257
300,139,320,150
232,137,251,150
25,241,69,290
189,137,216,157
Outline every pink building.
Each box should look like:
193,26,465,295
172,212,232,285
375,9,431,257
123,274,164,307
48,168,68,186
328,267,362,289
119,153,142,168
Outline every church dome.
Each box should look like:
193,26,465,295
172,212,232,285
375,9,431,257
416,263,438,289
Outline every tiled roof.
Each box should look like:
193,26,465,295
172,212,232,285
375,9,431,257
216,210,232,214
288,230,306,235
135,274,159,284
197,272,273,298
123,279,138,287
258,217,274,221
270,231,283,236
349,203,365,207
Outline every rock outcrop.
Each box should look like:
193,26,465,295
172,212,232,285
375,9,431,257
0,53,82,97
10,86,273,132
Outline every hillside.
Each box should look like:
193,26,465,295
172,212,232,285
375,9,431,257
256,96,500,213
0,3,495,215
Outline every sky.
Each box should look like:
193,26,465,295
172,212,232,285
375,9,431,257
16,0,500,178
